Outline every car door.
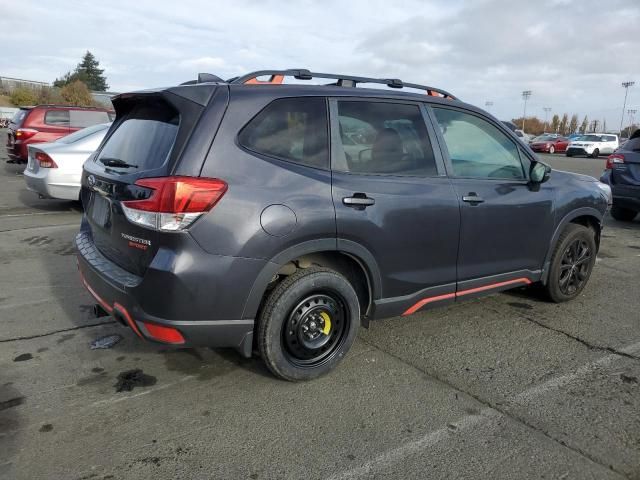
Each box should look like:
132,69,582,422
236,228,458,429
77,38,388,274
330,98,460,317
557,137,569,152
428,105,555,293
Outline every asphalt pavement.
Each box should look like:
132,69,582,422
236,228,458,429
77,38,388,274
1,141,639,480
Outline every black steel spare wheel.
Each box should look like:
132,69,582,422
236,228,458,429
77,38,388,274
558,238,592,295
283,293,348,365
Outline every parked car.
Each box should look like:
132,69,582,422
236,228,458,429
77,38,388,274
566,134,619,158
600,129,640,221
530,135,570,154
567,133,582,141
6,105,112,163
76,69,609,381
23,123,111,201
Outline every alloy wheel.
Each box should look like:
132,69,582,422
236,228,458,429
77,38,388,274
558,238,592,295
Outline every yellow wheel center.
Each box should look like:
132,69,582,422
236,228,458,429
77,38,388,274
320,311,332,335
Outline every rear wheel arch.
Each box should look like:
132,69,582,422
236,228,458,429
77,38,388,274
541,209,602,284
241,240,381,322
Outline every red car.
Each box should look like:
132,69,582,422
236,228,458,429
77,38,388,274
529,135,569,154
6,105,113,162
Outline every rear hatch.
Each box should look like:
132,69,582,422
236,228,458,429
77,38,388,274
81,84,227,276
6,108,30,149
611,132,640,187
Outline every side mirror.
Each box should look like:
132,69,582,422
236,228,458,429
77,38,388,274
530,161,551,184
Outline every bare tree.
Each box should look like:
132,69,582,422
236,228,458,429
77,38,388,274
569,114,578,134
559,113,569,135
580,116,589,133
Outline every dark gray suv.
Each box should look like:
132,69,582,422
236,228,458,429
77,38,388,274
76,70,609,381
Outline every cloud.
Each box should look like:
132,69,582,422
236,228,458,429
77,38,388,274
0,0,638,128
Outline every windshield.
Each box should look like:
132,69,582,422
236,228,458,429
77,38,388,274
535,135,556,142
57,123,111,144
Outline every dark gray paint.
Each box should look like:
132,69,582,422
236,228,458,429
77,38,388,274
77,81,609,356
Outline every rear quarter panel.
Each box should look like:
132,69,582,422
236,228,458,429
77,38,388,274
193,88,336,260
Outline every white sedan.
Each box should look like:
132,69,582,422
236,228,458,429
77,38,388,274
23,123,111,201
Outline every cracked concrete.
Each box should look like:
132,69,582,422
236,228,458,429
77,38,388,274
1,141,639,480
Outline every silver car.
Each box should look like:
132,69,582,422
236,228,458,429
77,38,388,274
23,123,111,201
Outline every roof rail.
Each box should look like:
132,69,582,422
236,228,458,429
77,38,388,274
230,69,457,100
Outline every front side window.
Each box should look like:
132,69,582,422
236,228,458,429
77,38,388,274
432,108,524,180
45,110,70,126
334,101,437,176
238,97,328,169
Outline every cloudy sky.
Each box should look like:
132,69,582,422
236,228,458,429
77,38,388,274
2,0,639,129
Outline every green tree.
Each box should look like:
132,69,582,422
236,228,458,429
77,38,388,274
559,113,568,135
550,114,560,133
569,114,578,134
53,51,108,91
580,115,589,134
10,87,37,106
59,80,96,106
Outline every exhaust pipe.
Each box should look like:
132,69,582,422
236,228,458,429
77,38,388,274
93,304,109,318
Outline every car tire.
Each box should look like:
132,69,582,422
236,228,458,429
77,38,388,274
610,205,638,222
544,224,597,303
566,152,572,157
257,266,360,381
591,148,599,158
549,145,555,154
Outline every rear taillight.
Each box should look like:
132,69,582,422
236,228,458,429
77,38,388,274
121,176,227,231
605,153,625,169
35,151,58,168
15,128,38,140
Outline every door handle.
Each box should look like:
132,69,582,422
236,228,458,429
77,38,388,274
462,193,484,204
343,194,375,209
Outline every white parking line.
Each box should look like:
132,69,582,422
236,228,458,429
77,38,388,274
326,341,640,480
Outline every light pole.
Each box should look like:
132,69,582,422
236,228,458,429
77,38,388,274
620,81,635,134
485,101,493,112
543,107,551,132
628,108,637,136
521,90,532,131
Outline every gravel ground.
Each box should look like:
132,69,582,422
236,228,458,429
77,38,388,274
1,138,639,480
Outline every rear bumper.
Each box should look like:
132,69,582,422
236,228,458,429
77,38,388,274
75,227,262,357
23,168,81,201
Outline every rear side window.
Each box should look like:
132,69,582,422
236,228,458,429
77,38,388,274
334,101,437,176
58,123,110,144
96,102,178,170
238,97,329,169
69,110,111,128
45,110,70,126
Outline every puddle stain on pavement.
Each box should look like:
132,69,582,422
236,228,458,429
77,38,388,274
114,369,157,392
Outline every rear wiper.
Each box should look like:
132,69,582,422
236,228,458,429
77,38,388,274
99,157,138,168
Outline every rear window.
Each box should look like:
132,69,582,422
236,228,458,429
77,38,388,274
238,97,329,169
11,109,28,126
45,110,70,126
96,102,178,170
69,110,111,128
623,135,640,151
58,123,110,144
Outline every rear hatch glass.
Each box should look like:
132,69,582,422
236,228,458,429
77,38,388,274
82,98,180,275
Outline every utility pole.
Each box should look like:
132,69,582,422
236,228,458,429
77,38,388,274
543,107,551,132
521,90,532,131
620,81,635,134
485,101,493,112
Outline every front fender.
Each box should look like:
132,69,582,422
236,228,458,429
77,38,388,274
540,207,604,284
